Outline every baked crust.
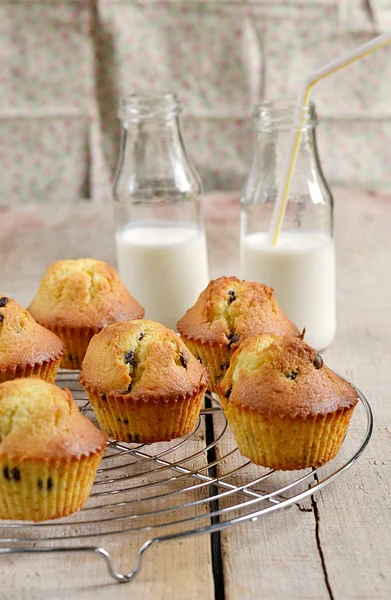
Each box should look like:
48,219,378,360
29,258,144,330
217,334,358,418
177,276,299,349
0,296,63,371
0,378,106,521
80,319,208,400
0,378,106,461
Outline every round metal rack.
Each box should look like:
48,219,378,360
0,370,373,583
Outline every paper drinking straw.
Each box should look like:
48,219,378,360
269,31,391,247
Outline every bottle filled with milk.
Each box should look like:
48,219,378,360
241,100,335,350
113,92,209,330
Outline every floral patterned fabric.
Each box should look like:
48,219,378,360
1,0,390,205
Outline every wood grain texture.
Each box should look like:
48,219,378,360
0,201,217,600
315,189,391,600
1,414,215,600
216,434,329,599
218,188,391,599
0,189,389,599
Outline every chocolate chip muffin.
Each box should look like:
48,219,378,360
217,334,358,470
0,378,106,521
0,296,63,384
80,320,208,443
177,277,299,391
29,258,144,370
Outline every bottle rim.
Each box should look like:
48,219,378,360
118,91,181,122
252,99,318,132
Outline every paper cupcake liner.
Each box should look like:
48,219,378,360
180,337,233,393
221,401,355,470
47,325,101,370
0,356,62,385
0,451,104,521
83,386,206,444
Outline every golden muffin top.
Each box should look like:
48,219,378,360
29,258,144,329
0,296,63,370
0,378,106,460
177,277,299,349
217,334,358,418
80,320,208,401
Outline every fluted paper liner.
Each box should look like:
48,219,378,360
221,400,355,470
0,356,62,385
83,386,206,444
0,452,104,521
180,336,234,393
48,325,101,370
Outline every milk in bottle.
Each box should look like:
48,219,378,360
241,100,336,350
113,92,209,330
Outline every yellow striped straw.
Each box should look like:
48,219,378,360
269,31,391,247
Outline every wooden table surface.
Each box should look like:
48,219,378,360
0,189,390,600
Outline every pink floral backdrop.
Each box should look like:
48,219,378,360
1,0,391,205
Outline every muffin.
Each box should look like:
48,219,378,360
217,334,358,470
177,277,299,391
0,296,63,384
0,378,106,521
29,258,144,370
80,320,208,443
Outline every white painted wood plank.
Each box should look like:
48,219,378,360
1,189,390,599
0,204,215,599
219,189,391,599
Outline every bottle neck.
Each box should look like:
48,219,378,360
248,126,319,195
241,100,333,237
121,116,190,194
114,93,202,202
243,100,328,206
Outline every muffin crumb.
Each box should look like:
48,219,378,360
0,296,63,384
28,258,144,369
80,320,208,443
177,276,300,391
0,378,106,520
217,334,358,470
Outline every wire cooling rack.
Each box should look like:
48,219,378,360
0,370,373,584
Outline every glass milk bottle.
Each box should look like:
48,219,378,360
114,92,209,330
241,100,335,350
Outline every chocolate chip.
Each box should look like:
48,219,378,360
11,467,21,481
124,350,135,366
313,355,323,370
286,371,298,380
221,362,230,371
138,332,144,341
0,297,8,308
117,417,129,424
225,388,232,399
101,393,107,402
38,479,43,490
179,352,188,368
228,290,236,304
47,477,53,491
228,332,240,347
128,433,140,443
0,315,4,324
3,467,10,481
